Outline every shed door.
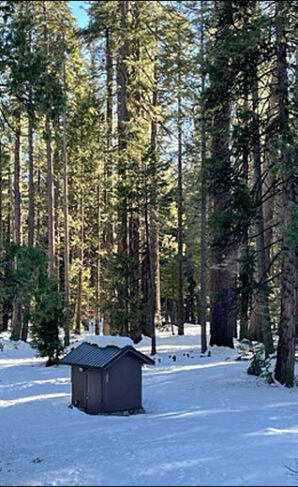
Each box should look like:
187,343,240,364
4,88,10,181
72,366,86,409
85,370,102,415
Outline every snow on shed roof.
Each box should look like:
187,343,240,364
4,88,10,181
60,342,154,369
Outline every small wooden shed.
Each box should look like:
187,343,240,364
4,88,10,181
60,343,154,415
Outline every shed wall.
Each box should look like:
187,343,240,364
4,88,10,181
103,354,142,412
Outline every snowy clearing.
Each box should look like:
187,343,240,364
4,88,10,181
1,325,298,486
70,334,134,350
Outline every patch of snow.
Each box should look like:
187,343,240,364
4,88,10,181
70,334,134,350
1,324,298,486
0,335,35,360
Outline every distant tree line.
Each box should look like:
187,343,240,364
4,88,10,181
0,1,297,384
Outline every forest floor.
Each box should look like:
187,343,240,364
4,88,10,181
1,325,298,486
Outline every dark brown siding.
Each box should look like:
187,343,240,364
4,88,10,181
104,355,142,412
86,369,103,414
71,366,86,409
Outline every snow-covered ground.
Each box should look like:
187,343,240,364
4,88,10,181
1,325,298,486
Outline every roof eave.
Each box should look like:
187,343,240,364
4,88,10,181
59,344,155,369
105,346,155,368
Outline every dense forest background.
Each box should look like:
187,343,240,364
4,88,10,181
0,1,297,384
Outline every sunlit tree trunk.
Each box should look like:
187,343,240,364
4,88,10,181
177,81,184,336
43,1,55,278
117,0,129,336
275,2,296,386
209,1,235,349
62,70,70,345
199,1,207,352
11,120,22,341
251,61,274,356
75,201,84,335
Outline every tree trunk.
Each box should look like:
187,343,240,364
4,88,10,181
36,168,41,245
239,81,250,341
177,86,184,336
53,130,60,283
11,300,22,342
11,122,22,341
239,229,250,341
263,66,278,271
105,26,114,250
145,190,156,355
22,86,35,343
117,0,129,335
95,183,101,336
43,1,55,278
295,48,298,339
8,159,12,243
252,64,274,356
199,1,207,352
129,1,142,344
249,66,278,343
14,123,21,246
150,60,162,335
129,213,141,342
75,202,84,335
275,2,296,387
0,141,3,244
28,57,34,246
209,1,235,349
45,120,55,278
62,95,70,346
153,219,162,328
2,161,12,332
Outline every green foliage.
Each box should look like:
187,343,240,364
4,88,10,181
247,342,275,385
101,251,146,339
31,277,64,366
238,250,255,288
0,243,65,365
283,202,298,249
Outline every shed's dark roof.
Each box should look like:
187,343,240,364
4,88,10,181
60,342,155,369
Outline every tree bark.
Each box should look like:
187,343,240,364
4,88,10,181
105,26,114,250
209,1,235,349
36,168,41,244
239,86,250,341
43,1,55,278
11,121,22,341
62,92,70,346
251,63,274,356
2,161,12,331
61,45,70,345
153,219,162,328
45,116,55,277
263,66,278,271
22,79,35,343
0,141,3,244
275,1,296,387
145,190,156,355
95,183,101,336
28,46,34,247
150,60,162,331
177,85,184,336
199,1,207,352
249,66,278,343
14,123,21,246
117,0,129,335
129,213,141,342
75,201,84,335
